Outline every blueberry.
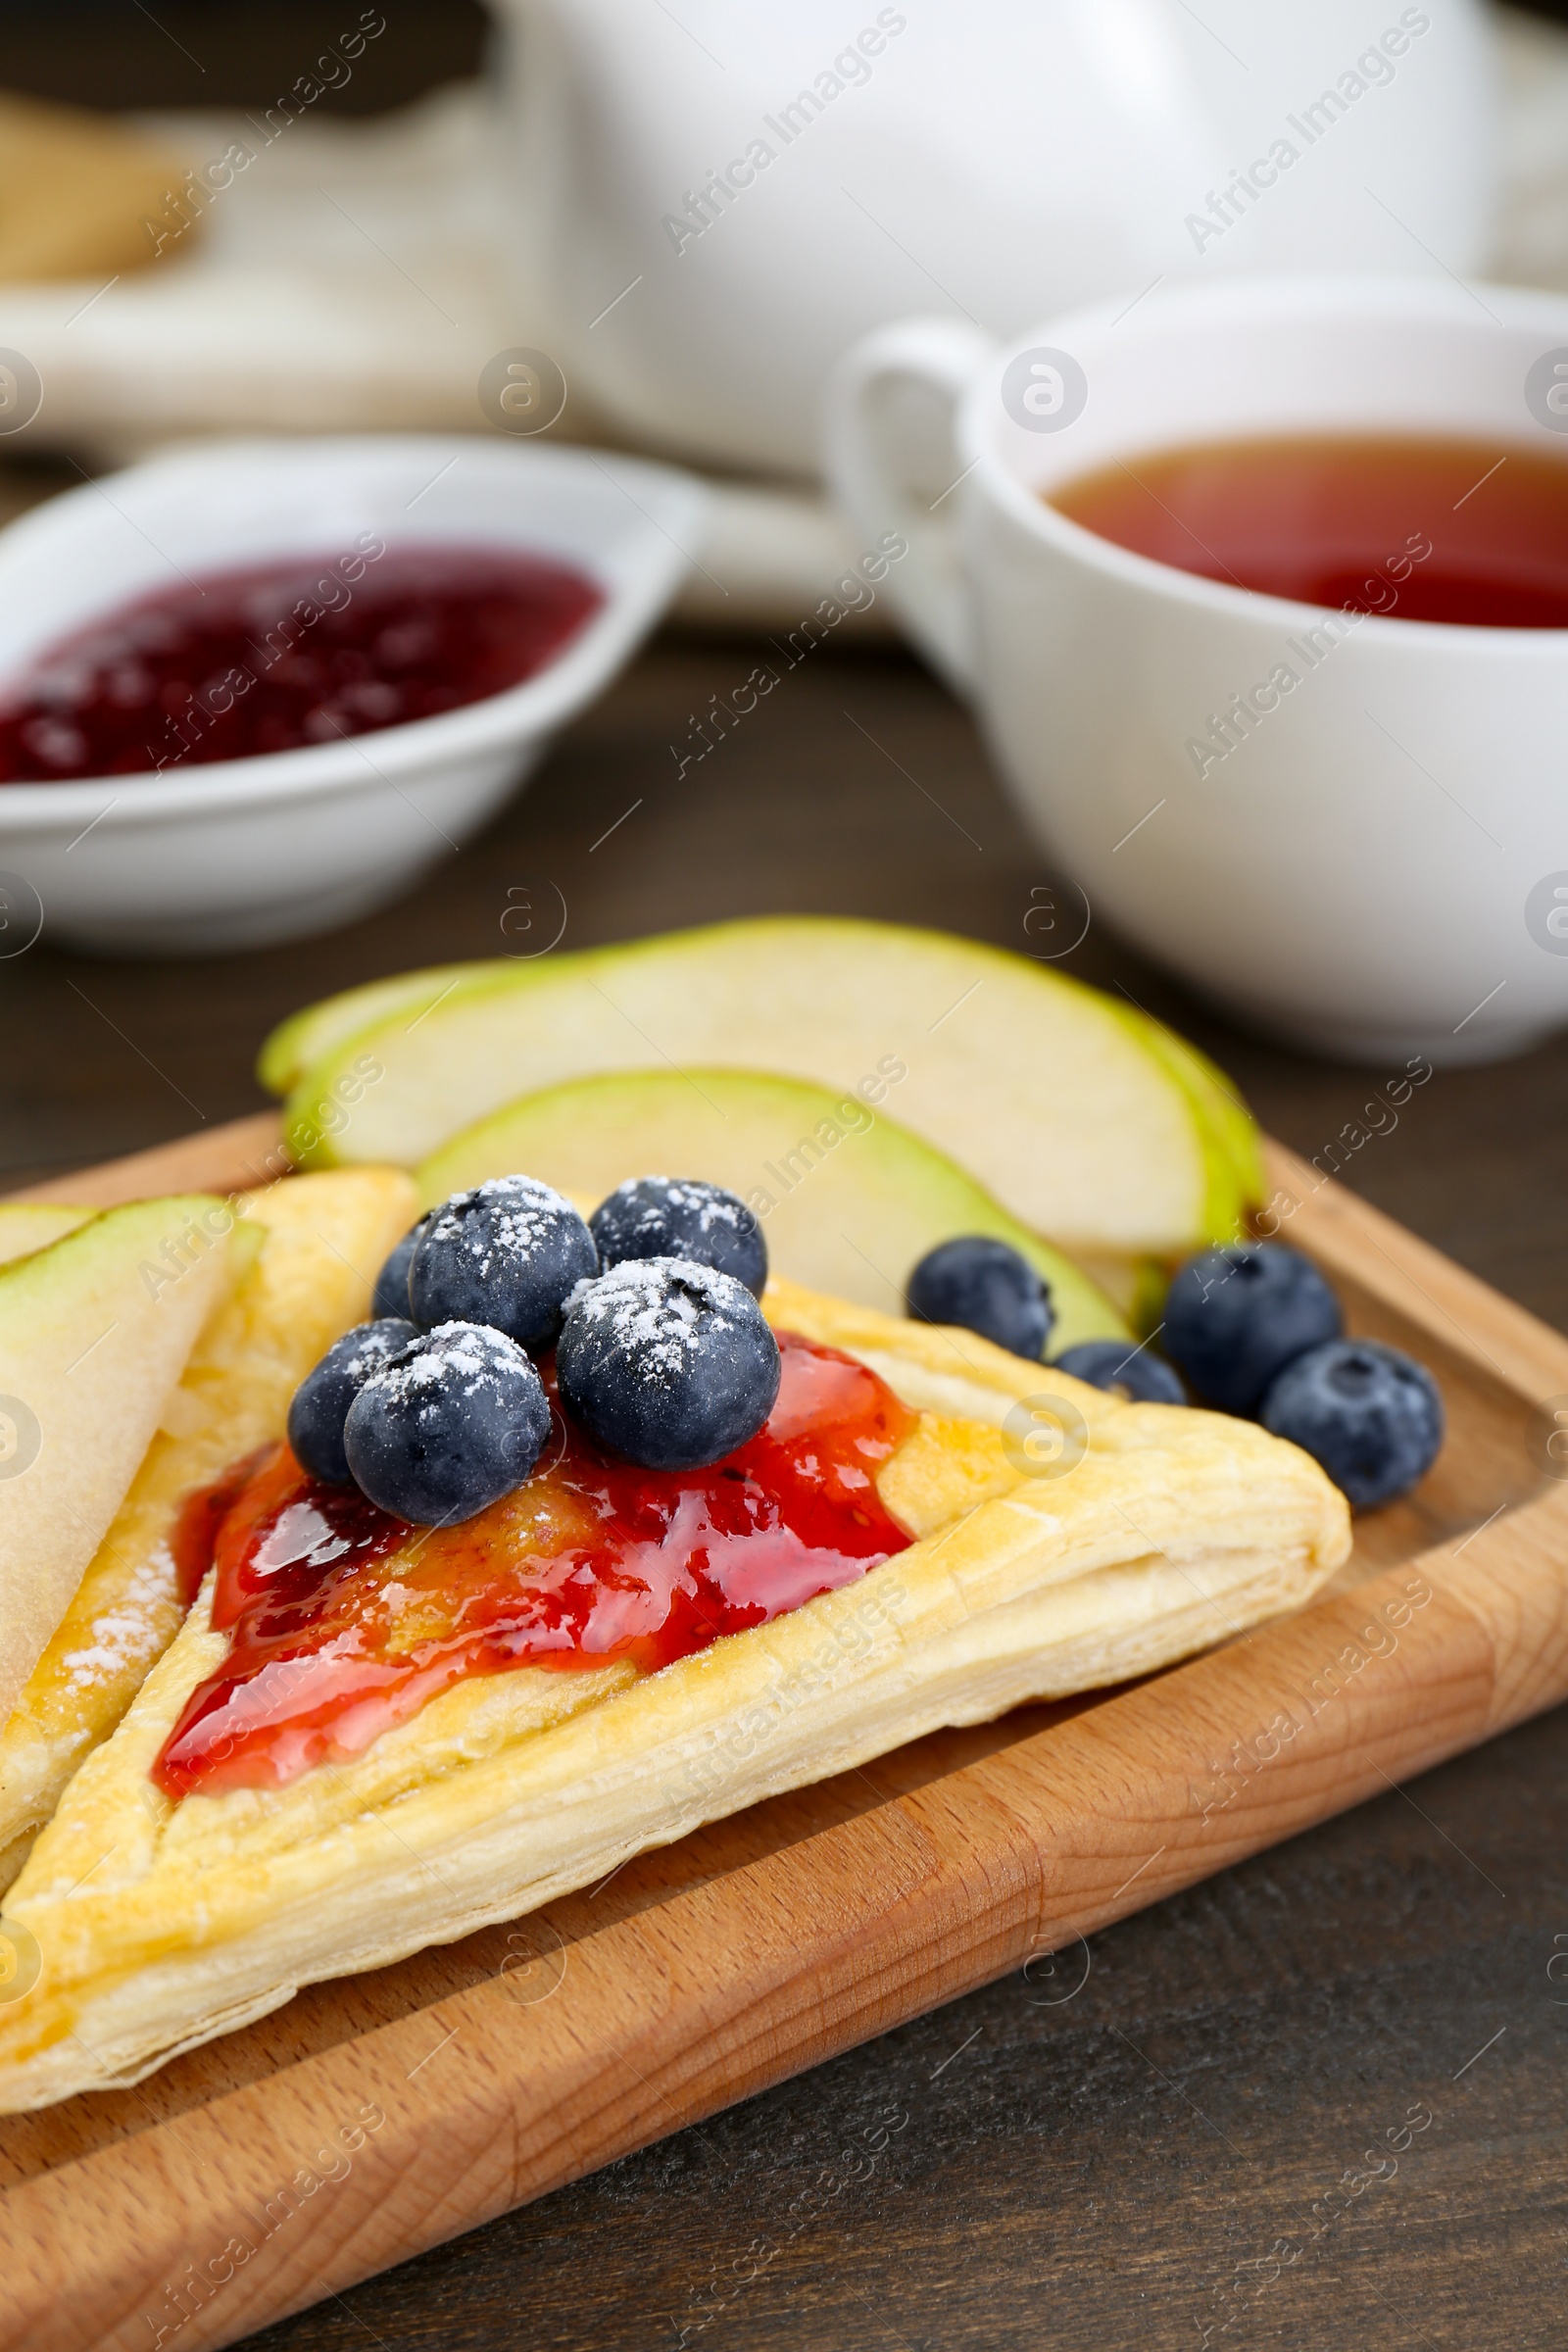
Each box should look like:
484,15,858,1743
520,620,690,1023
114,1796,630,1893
343,1321,552,1525
906,1236,1053,1362
557,1256,781,1471
410,1176,598,1352
1261,1338,1444,1509
287,1318,420,1484
1053,1340,1186,1405
1162,1243,1342,1415
590,1175,767,1299
370,1217,428,1321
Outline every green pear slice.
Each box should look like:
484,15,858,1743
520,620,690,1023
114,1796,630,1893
416,1067,1128,1349
257,962,473,1098
1110,1006,1265,1224
0,1204,92,1270
0,1196,248,1729
276,918,1255,1257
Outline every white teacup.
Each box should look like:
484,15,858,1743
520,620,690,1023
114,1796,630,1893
825,276,1568,1065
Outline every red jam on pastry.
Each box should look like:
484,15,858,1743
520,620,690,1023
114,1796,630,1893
155,1334,914,1798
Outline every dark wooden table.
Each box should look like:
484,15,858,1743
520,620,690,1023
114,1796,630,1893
5,535,1567,2351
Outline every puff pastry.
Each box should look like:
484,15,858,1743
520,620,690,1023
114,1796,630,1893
0,1277,1349,2112
0,1169,417,1894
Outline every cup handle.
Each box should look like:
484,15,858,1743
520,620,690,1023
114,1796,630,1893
824,316,995,698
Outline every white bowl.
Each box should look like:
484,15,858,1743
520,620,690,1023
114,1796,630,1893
0,436,709,955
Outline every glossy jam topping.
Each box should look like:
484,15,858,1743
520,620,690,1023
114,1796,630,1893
167,1447,276,1607
0,544,603,782
154,1333,915,1799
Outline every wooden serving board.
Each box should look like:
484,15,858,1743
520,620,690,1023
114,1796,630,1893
4,1117,1567,2352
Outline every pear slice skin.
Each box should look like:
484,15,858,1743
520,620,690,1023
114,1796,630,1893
257,961,473,1099
0,1196,247,1730
0,1167,419,1894
0,1204,93,1269
277,917,1251,1258
1108,1005,1264,1238
416,1066,1129,1349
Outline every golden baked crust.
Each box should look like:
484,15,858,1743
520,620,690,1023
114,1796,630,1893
0,1279,1349,2111
0,1170,418,1893
0,1197,248,1735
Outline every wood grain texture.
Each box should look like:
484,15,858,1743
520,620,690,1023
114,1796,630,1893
4,1111,287,1207
3,628,1566,2350
1,1125,1562,2352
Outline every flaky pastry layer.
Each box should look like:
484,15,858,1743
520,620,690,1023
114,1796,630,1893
0,1169,418,1893
0,1278,1349,2110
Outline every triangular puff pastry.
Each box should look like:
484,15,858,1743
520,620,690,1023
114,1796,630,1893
0,1169,419,1895
0,1278,1349,2112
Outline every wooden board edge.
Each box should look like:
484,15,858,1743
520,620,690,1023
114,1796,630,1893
1263,1139,1568,1399
11,1121,1564,1408
13,1115,1568,1404
3,1113,288,1208
5,1122,1567,2349
5,1532,1561,2352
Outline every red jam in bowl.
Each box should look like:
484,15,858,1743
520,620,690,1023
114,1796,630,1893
0,542,603,782
155,1333,916,1799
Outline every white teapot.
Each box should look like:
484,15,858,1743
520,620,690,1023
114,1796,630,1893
492,0,1496,476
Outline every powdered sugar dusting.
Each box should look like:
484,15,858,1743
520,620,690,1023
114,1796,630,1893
427,1175,578,1281
565,1256,751,1381
606,1176,754,1243
57,1542,181,1694
340,1320,415,1380
371,1319,535,1426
